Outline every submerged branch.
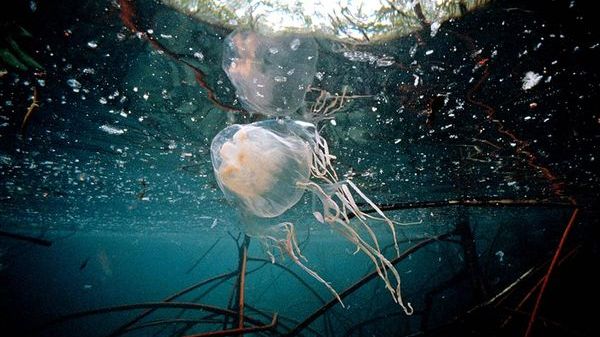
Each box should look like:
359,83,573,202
183,313,278,337
524,208,580,337
0,230,52,246
351,197,575,218
34,302,266,334
108,272,238,337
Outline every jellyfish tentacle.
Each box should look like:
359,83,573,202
266,222,345,307
345,179,401,258
303,130,414,314
298,180,412,311
262,233,285,264
307,130,394,262
334,187,383,255
306,86,358,122
310,129,338,182
329,215,411,312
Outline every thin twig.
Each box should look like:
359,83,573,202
183,314,278,337
237,236,250,330
186,237,222,274
524,208,579,337
20,86,39,135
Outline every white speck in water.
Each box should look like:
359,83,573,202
495,250,504,262
87,41,98,49
413,74,420,86
430,21,441,37
522,71,543,90
269,47,279,54
425,49,434,55
409,43,418,58
67,79,82,89
290,38,300,51
99,124,125,135
273,76,287,82
99,97,107,104
376,56,395,67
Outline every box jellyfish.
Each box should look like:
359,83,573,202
222,30,318,117
211,119,413,314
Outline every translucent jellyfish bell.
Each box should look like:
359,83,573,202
222,30,318,117
211,120,313,218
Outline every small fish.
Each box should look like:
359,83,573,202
79,256,91,270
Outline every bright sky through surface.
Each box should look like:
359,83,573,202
163,0,488,42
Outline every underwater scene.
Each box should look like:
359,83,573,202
1,0,598,336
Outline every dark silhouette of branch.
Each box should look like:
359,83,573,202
0,230,52,246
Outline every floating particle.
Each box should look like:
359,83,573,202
99,124,125,135
430,21,441,37
290,38,300,51
67,79,82,92
522,71,543,90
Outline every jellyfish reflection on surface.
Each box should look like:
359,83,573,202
222,30,318,117
211,29,413,314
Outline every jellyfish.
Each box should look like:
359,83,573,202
211,119,413,314
222,30,318,117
